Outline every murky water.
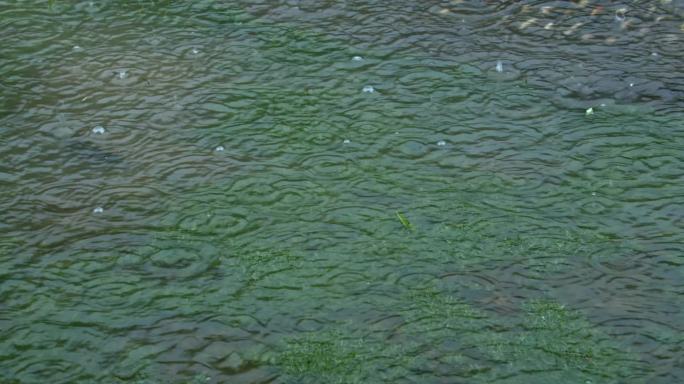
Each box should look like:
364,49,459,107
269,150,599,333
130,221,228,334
1,1,683,383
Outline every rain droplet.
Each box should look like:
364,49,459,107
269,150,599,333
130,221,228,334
343,139,350,144
352,56,363,61
362,85,374,93
116,70,127,79
214,145,225,152
192,48,199,55
496,60,503,73
437,140,446,146
93,207,104,214
92,126,105,134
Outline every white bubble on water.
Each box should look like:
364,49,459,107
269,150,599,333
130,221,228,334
362,85,374,93
352,56,363,61
343,139,350,144
215,145,225,152
93,206,104,214
116,70,127,79
496,60,503,73
92,125,105,134
192,48,199,55
651,52,659,57
437,140,446,146
629,83,634,87
73,45,81,50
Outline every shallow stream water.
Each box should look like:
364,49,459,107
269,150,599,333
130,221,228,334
1,1,683,383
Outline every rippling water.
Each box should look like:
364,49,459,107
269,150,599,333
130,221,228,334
1,1,683,383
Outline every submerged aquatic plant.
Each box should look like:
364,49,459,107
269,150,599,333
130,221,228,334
275,289,648,383
278,331,365,383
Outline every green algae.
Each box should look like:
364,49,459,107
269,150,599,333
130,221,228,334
276,289,647,384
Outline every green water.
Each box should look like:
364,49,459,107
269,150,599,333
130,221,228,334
1,1,683,383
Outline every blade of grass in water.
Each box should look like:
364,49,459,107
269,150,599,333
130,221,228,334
396,211,413,231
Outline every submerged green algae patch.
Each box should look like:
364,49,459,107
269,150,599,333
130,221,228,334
391,208,634,279
278,330,418,384
234,248,304,286
476,300,649,384
278,331,364,383
276,288,647,384
403,287,486,333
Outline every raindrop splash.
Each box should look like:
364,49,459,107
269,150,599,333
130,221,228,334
437,140,446,146
92,126,105,134
352,56,363,61
496,60,503,73
215,146,225,152
362,85,375,93
93,207,104,214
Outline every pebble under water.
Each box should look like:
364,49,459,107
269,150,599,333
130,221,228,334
1,1,683,383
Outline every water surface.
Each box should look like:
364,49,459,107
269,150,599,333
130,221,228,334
1,1,683,383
